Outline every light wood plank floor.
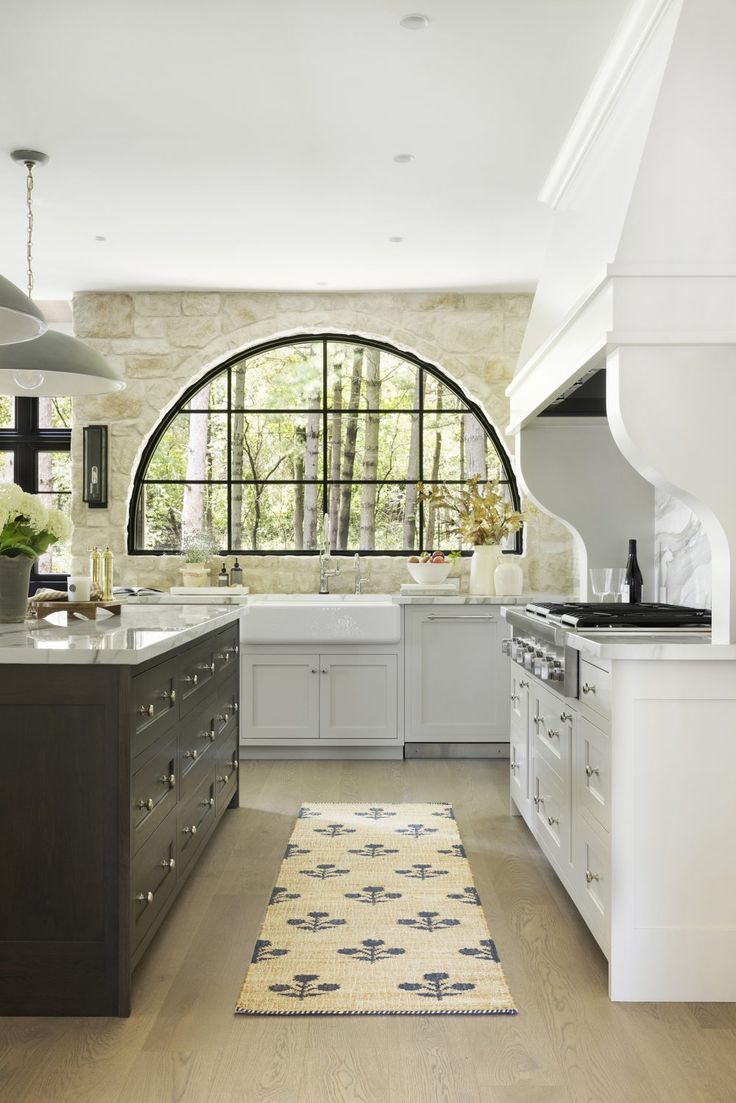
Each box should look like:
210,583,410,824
2,760,736,1103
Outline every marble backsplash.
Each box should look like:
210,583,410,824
654,490,711,608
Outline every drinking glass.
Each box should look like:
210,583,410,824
589,568,612,602
609,568,627,602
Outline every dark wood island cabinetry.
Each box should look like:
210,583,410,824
0,615,240,1016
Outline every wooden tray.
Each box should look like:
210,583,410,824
34,600,122,621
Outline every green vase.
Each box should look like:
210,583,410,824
0,555,33,623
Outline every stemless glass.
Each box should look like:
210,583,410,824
609,567,627,602
589,568,612,602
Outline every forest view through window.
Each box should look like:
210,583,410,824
130,337,520,554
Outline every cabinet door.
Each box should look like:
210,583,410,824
241,654,319,742
319,654,398,741
405,607,507,742
509,664,531,813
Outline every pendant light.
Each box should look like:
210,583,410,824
0,275,47,346
0,151,125,396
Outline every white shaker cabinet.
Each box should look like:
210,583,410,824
242,653,320,741
405,606,508,744
242,650,399,746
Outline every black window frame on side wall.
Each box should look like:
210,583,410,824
0,396,72,593
128,333,523,556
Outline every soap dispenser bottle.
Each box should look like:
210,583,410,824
217,563,229,587
230,558,243,586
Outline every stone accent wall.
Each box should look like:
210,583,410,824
69,291,575,595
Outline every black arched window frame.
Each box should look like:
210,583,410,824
128,334,522,556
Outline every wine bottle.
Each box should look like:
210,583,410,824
622,539,643,603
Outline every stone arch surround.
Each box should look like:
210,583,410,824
70,291,574,594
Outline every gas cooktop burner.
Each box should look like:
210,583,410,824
524,601,711,629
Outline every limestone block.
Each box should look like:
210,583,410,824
502,294,533,317
134,317,167,338
125,355,173,378
111,338,170,356
182,293,221,316
166,316,221,348
221,295,264,332
135,294,182,316
74,293,133,338
503,317,529,355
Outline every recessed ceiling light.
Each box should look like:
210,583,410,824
389,236,404,244
400,14,430,30
393,153,415,164
93,235,106,242
316,281,328,287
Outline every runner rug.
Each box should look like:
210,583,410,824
235,802,517,1016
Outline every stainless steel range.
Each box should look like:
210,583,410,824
502,601,712,699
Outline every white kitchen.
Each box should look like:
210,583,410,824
1,2,735,1102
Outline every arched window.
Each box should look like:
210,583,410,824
129,335,521,555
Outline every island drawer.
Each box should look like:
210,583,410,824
178,773,217,875
213,672,239,741
178,637,217,717
131,657,178,758
132,731,178,853
131,810,178,952
179,695,218,800
575,715,611,833
215,737,239,813
533,755,572,875
214,623,240,679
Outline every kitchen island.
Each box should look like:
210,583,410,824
0,605,242,1017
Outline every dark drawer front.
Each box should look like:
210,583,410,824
131,657,178,758
213,672,239,742
215,737,239,814
132,732,178,853
131,810,177,951
178,638,217,717
213,624,239,680
179,696,218,799
178,774,217,875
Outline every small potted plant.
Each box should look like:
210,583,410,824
417,477,524,595
0,482,72,622
180,530,219,587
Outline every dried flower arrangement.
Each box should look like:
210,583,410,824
417,476,524,547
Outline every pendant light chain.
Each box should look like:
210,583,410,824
24,159,36,299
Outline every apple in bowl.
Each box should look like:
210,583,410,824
406,552,452,585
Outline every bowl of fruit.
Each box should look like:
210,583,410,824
406,552,452,585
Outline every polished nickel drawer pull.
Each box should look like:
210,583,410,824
585,765,600,777
427,615,494,621
181,825,198,835
223,645,239,656
183,749,199,760
547,815,560,827
159,773,176,787
161,689,176,704
136,797,154,812
138,704,155,718
586,870,600,884
519,679,530,688
560,712,574,722
201,729,216,742
200,797,215,808
198,661,215,674
581,682,597,695
510,693,520,703
547,728,561,739
533,795,545,807
533,715,544,726
160,857,175,870
182,673,198,685
136,891,154,904
510,761,519,773
217,773,230,784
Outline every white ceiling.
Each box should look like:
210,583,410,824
1,0,628,297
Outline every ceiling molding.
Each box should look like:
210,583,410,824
538,0,679,211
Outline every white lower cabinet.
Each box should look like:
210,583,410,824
319,654,397,741
405,606,508,743
509,657,611,957
242,650,399,746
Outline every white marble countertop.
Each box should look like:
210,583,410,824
0,604,243,665
130,591,566,607
567,629,736,661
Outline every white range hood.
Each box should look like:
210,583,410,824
507,0,736,641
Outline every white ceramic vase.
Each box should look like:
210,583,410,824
469,544,501,596
494,554,524,597
0,555,33,623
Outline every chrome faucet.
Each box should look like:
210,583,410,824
353,552,369,594
319,548,341,594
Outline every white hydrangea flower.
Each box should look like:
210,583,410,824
44,507,72,542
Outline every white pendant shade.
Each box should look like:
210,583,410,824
0,329,125,396
0,275,47,345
